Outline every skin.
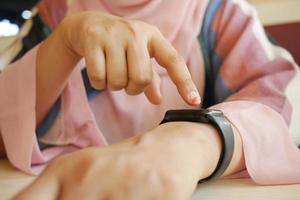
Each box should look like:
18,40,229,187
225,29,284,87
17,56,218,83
0,131,5,158
0,11,245,199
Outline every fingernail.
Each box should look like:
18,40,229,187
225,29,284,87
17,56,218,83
188,91,201,105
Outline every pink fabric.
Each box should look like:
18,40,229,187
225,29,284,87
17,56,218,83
0,0,299,185
38,0,67,29
213,101,300,184
0,46,106,174
0,47,38,173
209,0,300,184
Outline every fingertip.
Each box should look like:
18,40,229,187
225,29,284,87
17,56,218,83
187,91,201,106
144,84,162,105
145,90,162,105
151,95,163,105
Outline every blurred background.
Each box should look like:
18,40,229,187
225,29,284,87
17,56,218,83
248,0,300,63
0,0,38,36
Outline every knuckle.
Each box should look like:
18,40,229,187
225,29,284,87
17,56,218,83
128,20,157,41
105,19,137,37
125,87,138,95
122,20,137,35
78,14,105,37
103,22,116,33
108,79,127,90
127,19,140,27
89,74,106,89
89,74,104,83
131,73,152,86
84,25,101,37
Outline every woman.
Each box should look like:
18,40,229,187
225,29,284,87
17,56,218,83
0,0,299,199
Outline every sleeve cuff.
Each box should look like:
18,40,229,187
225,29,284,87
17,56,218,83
211,100,300,185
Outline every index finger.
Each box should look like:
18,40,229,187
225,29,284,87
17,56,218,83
149,29,201,106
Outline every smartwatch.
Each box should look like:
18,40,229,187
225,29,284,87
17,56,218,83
160,109,235,183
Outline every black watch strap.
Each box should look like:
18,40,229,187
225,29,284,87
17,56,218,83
160,109,235,183
200,111,235,182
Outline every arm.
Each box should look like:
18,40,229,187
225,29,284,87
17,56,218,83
36,11,200,124
147,121,245,180
201,0,300,184
35,24,79,125
14,121,243,200
0,132,6,158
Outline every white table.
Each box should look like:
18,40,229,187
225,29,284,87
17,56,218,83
0,159,299,200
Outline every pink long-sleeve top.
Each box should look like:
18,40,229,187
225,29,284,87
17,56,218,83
0,0,299,185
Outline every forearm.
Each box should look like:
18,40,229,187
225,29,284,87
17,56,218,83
0,28,78,158
0,131,6,158
36,23,80,124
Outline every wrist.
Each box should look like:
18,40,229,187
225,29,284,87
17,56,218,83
51,20,80,64
0,131,6,158
58,15,83,59
141,122,223,184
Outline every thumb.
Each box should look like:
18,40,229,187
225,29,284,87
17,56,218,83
13,172,60,200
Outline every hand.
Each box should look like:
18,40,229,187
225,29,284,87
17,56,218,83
58,11,200,105
36,11,200,124
13,122,223,200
